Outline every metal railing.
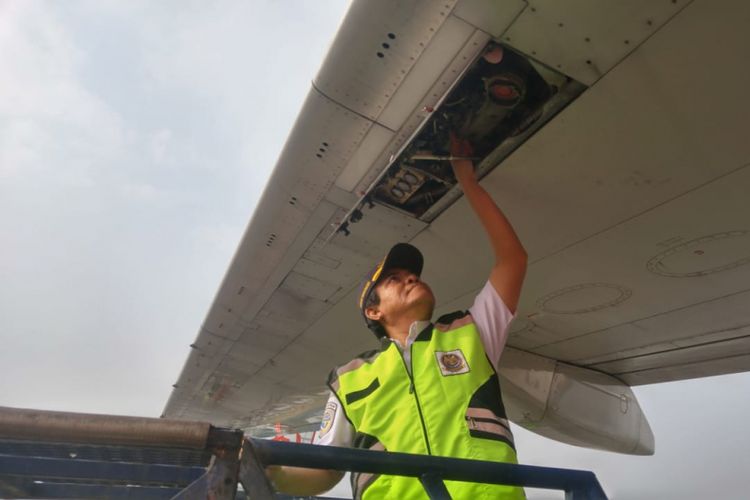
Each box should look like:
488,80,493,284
0,406,608,499
240,438,608,500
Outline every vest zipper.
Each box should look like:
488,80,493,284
401,343,432,455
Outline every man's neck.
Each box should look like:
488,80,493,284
387,327,409,347
386,319,431,348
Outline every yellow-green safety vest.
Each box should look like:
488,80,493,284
328,311,525,499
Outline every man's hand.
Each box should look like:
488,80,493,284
264,464,344,496
449,132,475,184
265,465,284,489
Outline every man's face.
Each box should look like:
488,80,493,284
366,268,435,326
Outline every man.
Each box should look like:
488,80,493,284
267,134,527,498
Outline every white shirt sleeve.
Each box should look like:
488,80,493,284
314,391,355,447
468,280,516,372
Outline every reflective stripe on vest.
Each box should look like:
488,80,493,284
329,312,526,499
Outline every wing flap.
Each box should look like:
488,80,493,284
595,331,750,383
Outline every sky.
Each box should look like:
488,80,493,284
1,1,749,499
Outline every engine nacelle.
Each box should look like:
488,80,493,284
498,348,654,455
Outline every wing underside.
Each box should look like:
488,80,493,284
164,0,750,441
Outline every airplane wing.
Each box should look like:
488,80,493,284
164,0,750,455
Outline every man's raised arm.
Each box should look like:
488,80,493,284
449,134,527,313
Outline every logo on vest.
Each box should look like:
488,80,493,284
436,349,470,376
319,401,337,437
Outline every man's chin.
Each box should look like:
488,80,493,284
410,288,435,310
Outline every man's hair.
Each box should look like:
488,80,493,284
363,288,386,338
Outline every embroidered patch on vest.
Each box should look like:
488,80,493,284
435,349,470,376
319,401,337,437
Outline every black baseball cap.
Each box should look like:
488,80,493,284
358,243,424,337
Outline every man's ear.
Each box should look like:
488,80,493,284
365,306,382,322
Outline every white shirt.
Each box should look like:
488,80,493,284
315,280,515,447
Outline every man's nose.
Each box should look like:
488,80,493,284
406,273,418,284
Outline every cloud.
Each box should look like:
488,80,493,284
150,128,174,166
0,1,126,185
0,0,362,420
120,182,160,201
